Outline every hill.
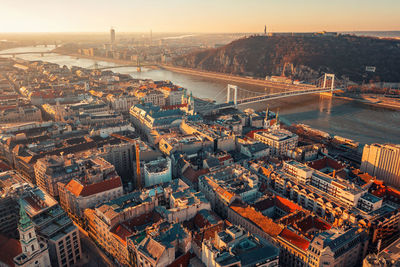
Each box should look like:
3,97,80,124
172,35,400,83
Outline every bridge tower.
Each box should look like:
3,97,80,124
137,58,141,72
93,62,99,70
226,84,238,107
323,73,335,92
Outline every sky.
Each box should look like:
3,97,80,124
0,0,399,33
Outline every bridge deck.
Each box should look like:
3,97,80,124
216,87,339,110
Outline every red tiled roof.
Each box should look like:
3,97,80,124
296,215,331,234
111,211,162,245
275,195,302,213
352,169,375,184
206,177,235,203
167,252,194,267
371,183,400,205
111,224,132,245
65,177,122,197
230,201,283,238
279,228,310,251
193,224,224,248
218,155,232,162
0,234,22,267
308,157,345,171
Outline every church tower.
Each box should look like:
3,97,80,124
188,91,195,114
264,105,271,129
13,201,51,267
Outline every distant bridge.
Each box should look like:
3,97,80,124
87,62,156,71
0,51,54,57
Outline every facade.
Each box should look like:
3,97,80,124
129,223,191,267
85,192,158,266
158,134,213,156
135,89,166,107
106,93,138,112
307,228,368,267
97,142,134,182
58,176,123,218
201,225,279,267
34,155,81,198
159,86,184,106
143,157,172,187
130,103,197,139
240,142,270,159
361,144,400,188
0,106,42,123
180,121,236,152
54,100,109,121
35,154,117,198
254,128,298,156
13,204,51,267
0,196,19,238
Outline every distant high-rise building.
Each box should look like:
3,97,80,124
110,27,115,43
361,143,400,188
150,29,152,46
264,25,267,35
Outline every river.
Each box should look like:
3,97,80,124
1,45,399,145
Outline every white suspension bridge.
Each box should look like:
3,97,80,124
197,73,345,113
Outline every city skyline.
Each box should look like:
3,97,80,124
0,0,400,33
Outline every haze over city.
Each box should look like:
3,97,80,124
0,2,399,267
0,0,400,33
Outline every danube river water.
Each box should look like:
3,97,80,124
1,45,399,145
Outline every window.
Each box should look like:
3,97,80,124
31,244,35,251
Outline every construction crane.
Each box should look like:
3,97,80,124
281,62,294,77
110,133,142,189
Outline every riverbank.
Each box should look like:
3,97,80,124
333,94,400,110
55,50,159,69
159,64,318,91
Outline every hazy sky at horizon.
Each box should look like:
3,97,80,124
1,0,399,33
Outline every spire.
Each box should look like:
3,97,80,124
275,109,279,125
265,105,269,120
19,199,32,230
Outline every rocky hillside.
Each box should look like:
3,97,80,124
172,35,400,82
